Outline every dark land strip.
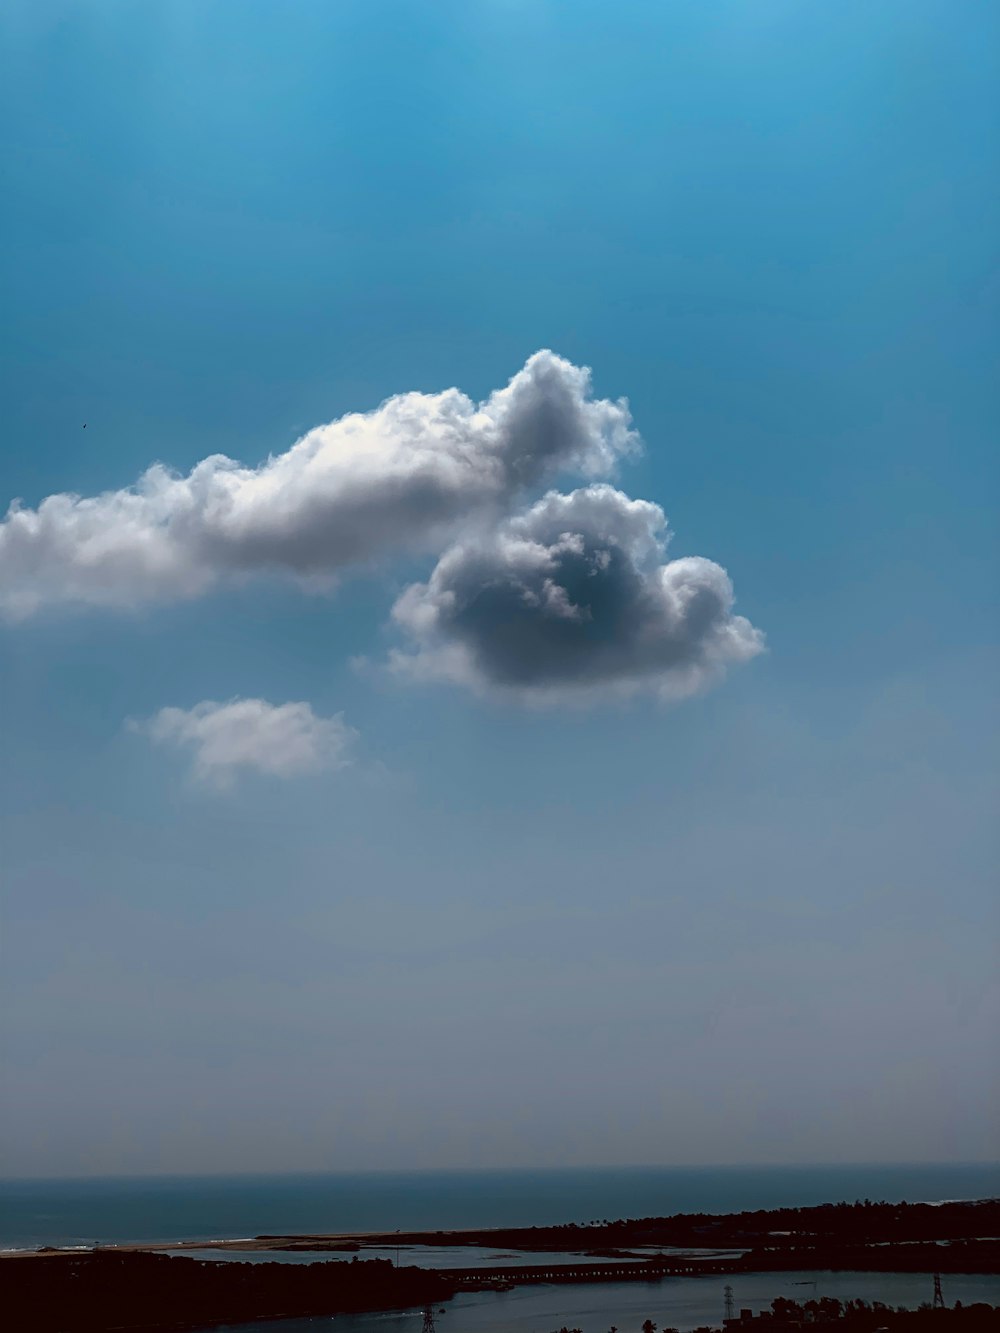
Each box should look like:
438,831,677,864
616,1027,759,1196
5,1199,998,1332
243,1198,1000,1258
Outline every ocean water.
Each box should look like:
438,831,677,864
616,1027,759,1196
2,1162,998,1250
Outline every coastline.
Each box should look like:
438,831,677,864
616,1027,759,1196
6,1163,997,1250
8,1202,998,1333
5,1197,998,1274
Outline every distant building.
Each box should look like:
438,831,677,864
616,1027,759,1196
724,1314,806,1333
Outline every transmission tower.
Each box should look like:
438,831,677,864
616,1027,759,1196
724,1285,735,1322
422,1307,437,1333
933,1275,944,1310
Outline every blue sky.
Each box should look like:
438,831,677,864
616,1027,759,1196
1,0,997,1176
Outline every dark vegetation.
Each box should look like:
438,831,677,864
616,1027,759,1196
720,1242,997,1276
336,1199,1000,1255
755,1295,1000,1327
552,1304,1000,1333
249,1200,1000,1274
2,1251,454,1332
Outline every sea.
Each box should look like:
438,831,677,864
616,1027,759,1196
3,1163,999,1333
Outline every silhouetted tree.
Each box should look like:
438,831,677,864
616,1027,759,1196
772,1297,804,1320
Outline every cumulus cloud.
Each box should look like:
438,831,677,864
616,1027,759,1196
0,352,635,617
136,698,356,786
390,485,764,703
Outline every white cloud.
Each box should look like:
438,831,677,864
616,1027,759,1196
5,350,765,714
390,485,764,703
0,351,635,617
137,698,356,787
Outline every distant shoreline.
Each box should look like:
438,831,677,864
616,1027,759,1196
5,1196,998,1273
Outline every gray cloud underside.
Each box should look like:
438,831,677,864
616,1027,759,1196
0,352,635,617
390,486,764,702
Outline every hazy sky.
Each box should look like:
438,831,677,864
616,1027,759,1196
1,0,997,1178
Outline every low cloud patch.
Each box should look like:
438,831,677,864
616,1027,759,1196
136,698,356,787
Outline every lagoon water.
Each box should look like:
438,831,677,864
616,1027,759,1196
206,1273,1000,1333
3,1162,998,1250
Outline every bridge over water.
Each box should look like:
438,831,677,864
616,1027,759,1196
443,1257,744,1287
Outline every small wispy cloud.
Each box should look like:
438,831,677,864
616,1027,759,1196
135,698,356,787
